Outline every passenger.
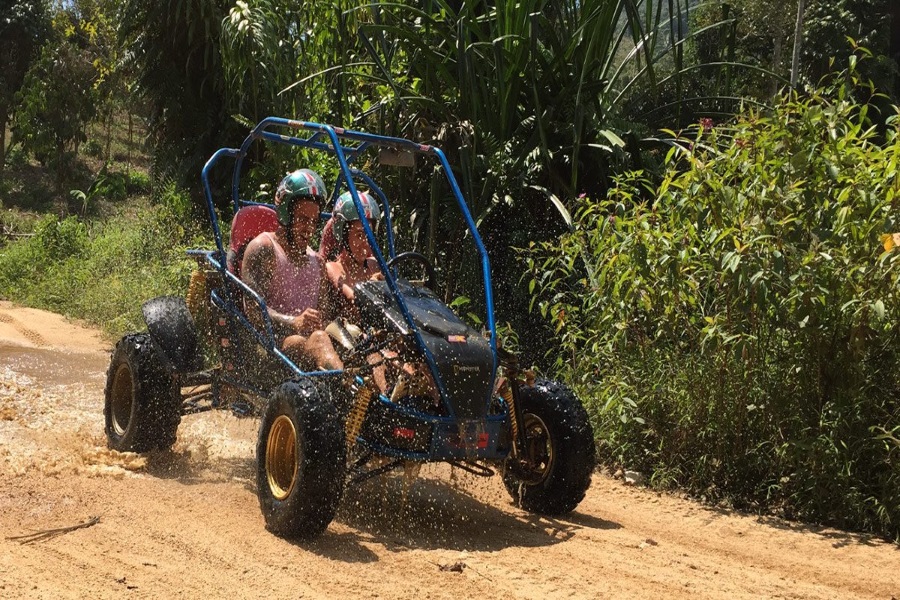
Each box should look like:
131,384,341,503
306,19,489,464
324,190,384,324
241,169,343,371
324,190,403,391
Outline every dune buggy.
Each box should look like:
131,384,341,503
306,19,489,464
103,118,595,538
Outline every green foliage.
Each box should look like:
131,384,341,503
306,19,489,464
0,0,51,170
0,195,202,336
119,0,237,200
691,0,898,101
217,1,371,198
803,0,897,96
357,0,733,205
12,15,99,185
689,1,791,100
126,170,150,195
525,62,900,538
69,163,131,214
317,0,764,363
220,0,364,125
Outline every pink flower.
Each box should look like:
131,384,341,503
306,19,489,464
699,117,713,130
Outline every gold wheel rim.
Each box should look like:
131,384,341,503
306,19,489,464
266,415,298,501
521,413,554,485
110,363,134,436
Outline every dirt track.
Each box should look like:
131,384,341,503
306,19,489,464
0,300,898,599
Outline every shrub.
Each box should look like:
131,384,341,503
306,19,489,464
526,62,900,538
83,139,103,157
126,170,150,195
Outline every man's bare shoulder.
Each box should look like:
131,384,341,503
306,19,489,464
245,231,276,252
242,233,278,289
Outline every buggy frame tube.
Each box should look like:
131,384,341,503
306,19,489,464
192,249,342,380
201,148,242,259
430,146,498,357
244,118,497,348
349,169,396,262
316,123,458,413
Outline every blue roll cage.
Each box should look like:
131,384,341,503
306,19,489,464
194,118,499,421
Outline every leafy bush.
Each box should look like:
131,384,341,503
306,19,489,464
126,169,150,195
0,189,204,335
526,63,900,538
83,139,103,157
13,32,98,184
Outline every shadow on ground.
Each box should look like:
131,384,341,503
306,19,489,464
305,473,620,561
144,446,621,561
753,514,897,549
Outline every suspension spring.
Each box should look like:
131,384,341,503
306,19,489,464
345,381,374,450
502,382,520,447
186,269,208,319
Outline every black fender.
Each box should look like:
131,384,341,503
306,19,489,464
142,296,203,373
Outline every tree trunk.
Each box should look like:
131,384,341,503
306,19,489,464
106,110,112,161
55,139,66,195
0,111,7,173
771,35,783,97
790,0,806,89
127,111,133,176
891,2,900,94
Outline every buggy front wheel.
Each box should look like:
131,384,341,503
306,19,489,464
503,379,595,515
256,379,346,539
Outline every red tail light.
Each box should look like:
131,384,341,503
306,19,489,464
393,427,416,440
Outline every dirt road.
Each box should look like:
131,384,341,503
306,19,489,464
0,301,897,599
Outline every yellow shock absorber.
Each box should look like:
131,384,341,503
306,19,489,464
345,381,374,450
502,381,520,445
186,269,208,319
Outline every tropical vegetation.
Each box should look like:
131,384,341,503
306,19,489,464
525,56,900,537
0,0,899,539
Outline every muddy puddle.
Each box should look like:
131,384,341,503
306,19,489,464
0,343,108,387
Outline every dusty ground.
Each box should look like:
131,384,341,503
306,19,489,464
0,300,897,599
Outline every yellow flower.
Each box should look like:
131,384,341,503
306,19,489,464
881,233,900,252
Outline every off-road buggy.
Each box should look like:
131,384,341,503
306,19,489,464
104,118,595,538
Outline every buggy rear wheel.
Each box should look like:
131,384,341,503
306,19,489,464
503,379,595,515
104,333,181,452
257,379,346,539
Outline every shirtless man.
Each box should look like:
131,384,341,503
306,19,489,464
241,169,343,371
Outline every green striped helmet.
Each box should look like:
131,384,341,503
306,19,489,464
333,190,382,246
274,169,327,227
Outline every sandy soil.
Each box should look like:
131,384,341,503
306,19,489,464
0,301,898,599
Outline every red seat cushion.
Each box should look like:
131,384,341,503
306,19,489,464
227,205,279,277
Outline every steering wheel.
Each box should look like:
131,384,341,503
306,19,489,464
386,251,437,290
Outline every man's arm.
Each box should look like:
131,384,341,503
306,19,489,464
325,260,355,303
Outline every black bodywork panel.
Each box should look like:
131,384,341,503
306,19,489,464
355,280,494,419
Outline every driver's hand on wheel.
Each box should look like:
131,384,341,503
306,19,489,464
291,308,322,335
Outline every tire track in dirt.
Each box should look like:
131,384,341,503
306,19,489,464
0,309,50,347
